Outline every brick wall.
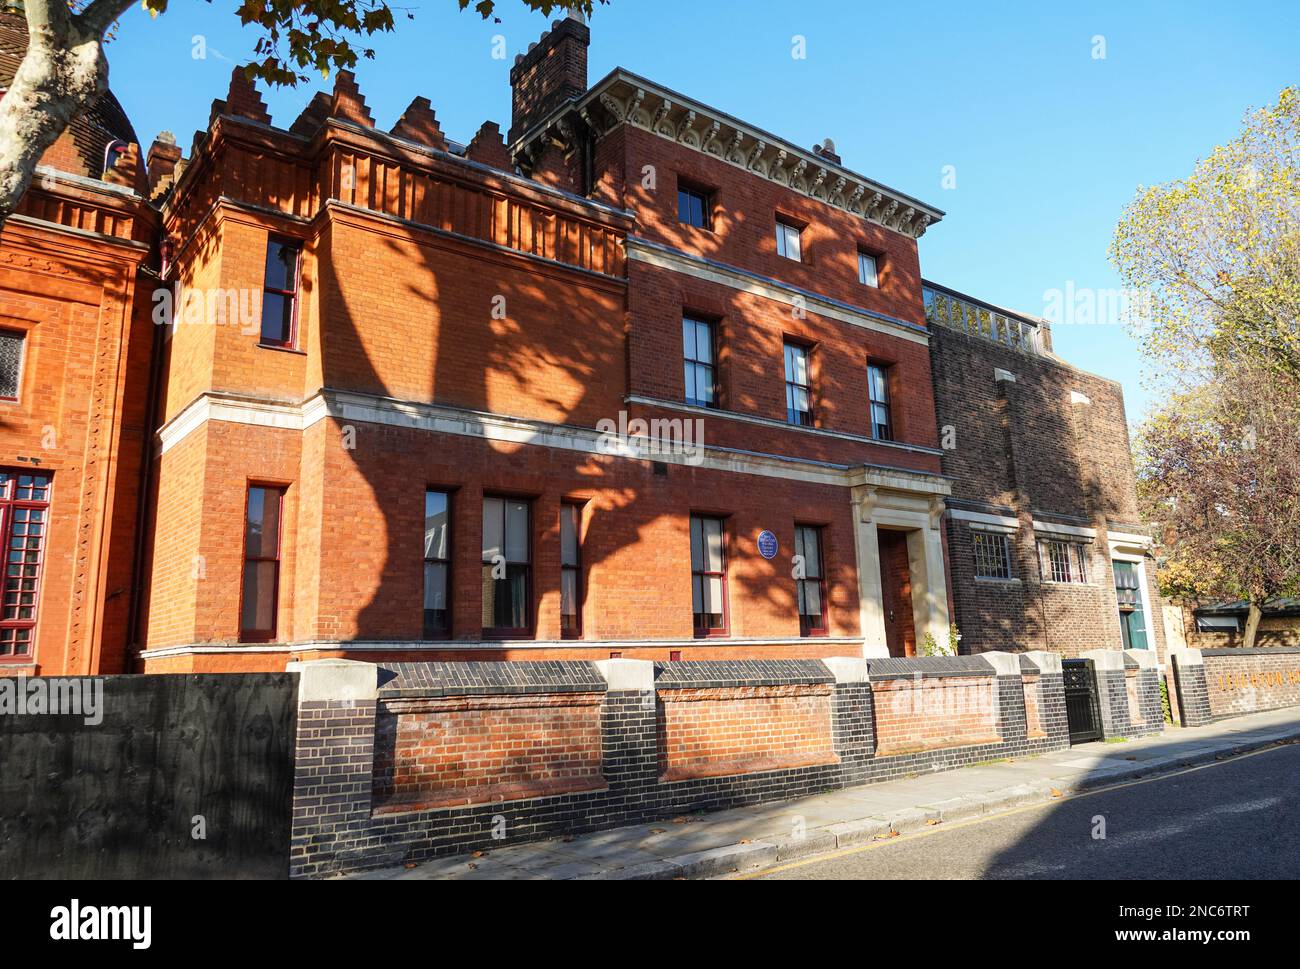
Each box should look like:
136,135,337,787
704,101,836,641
930,325,1167,663
287,654,1070,876
1201,647,1300,719
655,675,837,781
373,693,606,811
870,676,1000,755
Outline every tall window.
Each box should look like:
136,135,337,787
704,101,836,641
683,317,717,407
560,502,583,638
690,515,727,636
775,220,802,262
858,251,879,287
0,329,25,401
795,524,828,636
1038,539,1089,584
261,238,301,348
482,496,530,635
784,341,813,426
867,364,892,440
972,532,1012,580
677,184,711,229
241,485,285,641
0,472,50,660
423,490,451,639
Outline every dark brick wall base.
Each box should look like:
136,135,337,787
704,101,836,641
288,656,1077,877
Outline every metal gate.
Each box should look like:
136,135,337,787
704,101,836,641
1062,658,1103,744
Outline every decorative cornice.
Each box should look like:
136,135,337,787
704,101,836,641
517,69,943,240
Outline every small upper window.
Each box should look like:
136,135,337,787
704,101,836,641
0,329,24,401
858,251,879,287
776,220,803,262
261,238,301,348
677,185,711,229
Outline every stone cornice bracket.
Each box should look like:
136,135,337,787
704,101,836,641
854,486,880,522
652,100,674,136
700,120,722,156
527,72,944,238
676,110,699,145
928,495,946,531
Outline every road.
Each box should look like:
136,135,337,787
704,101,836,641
747,743,1300,879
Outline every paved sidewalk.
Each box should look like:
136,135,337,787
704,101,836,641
345,707,1300,881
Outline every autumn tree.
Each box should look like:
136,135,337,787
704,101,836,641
1135,363,1300,646
1116,87,1300,643
1111,86,1300,385
0,0,604,227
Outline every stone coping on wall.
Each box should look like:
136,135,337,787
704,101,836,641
1200,646,1300,657
363,656,1049,695
377,660,605,697
654,659,833,689
864,655,997,681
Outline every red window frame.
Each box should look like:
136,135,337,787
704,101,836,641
260,237,301,349
481,495,533,638
0,328,25,402
423,489,452,640
795,524,829,637
0,472,51,661
690,514,729,637
239,484,285,643
560,501,583,639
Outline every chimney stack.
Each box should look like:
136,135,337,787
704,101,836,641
508,15,590,143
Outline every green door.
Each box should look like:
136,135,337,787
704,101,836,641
1113,561,1149,650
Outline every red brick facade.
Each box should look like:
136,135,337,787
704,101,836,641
2,14,1166,676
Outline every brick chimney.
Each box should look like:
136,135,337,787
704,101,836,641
509,13,590,143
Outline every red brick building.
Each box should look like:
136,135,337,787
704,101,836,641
0,12,157,677
0,13,1164,676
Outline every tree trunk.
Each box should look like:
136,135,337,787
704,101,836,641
0,1,113,230
1242,600,1264,649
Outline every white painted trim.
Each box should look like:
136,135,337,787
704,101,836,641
1107,530,1153,550
1032,520,1097,540
625,238,930,347
138,635,868,659
1111,548,1159,656
624,394,945,456
159,390,953,492
950,509,1020,529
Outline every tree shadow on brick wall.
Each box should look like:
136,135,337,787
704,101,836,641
930,325,1147,656
313,205,708,644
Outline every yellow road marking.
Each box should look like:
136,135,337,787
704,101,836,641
732,741,1293,879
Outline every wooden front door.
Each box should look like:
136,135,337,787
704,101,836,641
877,529,915,658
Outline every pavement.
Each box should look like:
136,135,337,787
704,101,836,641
345,706,1300,881
751,741,1300,879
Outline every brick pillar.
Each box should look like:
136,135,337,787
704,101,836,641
1082,649,1131,739
594,659,658,827
984,651,1027,744
287,659,380,879
823,657,875,785
1170,648,1212,727
1125,649,1165,733
1023,650,1068,747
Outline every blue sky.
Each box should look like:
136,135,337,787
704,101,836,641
105,0,1299,421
